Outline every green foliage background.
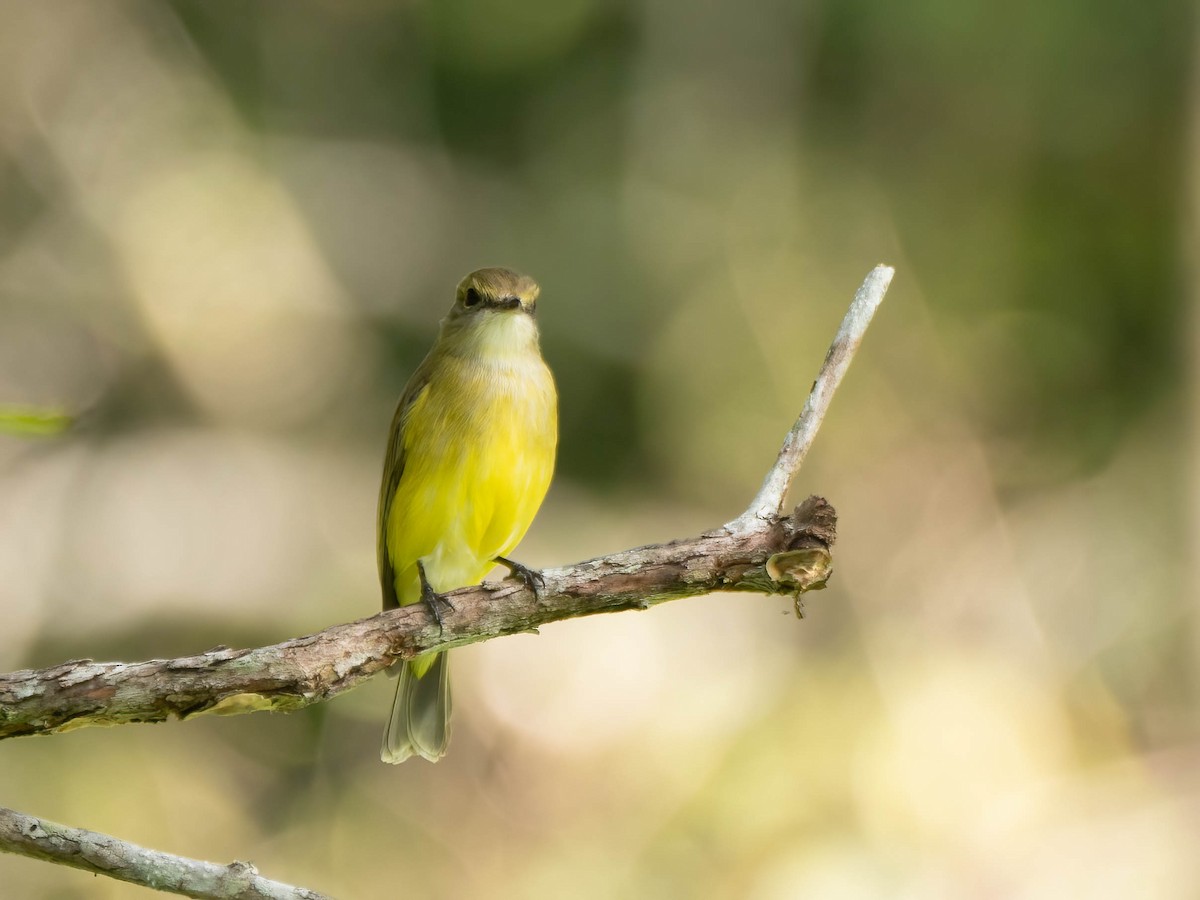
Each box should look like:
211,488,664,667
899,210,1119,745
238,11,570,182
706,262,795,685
0,1,1196,897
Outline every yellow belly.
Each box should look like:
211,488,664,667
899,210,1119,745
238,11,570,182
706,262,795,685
385,353,557,607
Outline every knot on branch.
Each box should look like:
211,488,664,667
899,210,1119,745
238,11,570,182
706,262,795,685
783,495,838,552
730,496,837,613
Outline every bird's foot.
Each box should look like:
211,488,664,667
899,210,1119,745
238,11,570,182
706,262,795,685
495,556,546,596
417,560,454,633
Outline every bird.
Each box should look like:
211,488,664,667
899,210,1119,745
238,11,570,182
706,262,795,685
377,267,558,763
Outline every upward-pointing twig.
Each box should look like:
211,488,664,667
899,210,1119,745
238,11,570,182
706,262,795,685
729,264,894,530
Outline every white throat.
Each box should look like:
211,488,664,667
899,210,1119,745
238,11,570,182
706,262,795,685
448,310,541,362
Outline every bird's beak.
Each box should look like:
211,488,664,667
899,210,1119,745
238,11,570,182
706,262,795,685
498,296,523,311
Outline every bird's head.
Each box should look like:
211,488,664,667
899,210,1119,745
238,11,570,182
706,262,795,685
450,268,540,319
440,267,543,357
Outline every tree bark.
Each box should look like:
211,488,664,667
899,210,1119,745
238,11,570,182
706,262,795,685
0,497,836,740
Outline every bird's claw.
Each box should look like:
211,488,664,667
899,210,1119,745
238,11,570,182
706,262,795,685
495,556,545,595
417,560,454,634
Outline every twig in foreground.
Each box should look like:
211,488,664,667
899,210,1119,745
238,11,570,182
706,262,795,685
0,806,331,900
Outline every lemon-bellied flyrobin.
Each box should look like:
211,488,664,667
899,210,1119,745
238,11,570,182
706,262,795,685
377,268,557,763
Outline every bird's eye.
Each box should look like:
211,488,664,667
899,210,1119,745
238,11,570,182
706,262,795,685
463,287,481,307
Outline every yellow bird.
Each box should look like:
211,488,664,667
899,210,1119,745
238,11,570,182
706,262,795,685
378,268,558,763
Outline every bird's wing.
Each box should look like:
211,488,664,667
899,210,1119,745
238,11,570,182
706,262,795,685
377,360,433,611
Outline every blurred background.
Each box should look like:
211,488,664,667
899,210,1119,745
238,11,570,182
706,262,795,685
0,0,1196,897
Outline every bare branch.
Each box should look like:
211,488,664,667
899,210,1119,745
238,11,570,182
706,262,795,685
0,806,331,899
0,498,837,739
728,264,894,530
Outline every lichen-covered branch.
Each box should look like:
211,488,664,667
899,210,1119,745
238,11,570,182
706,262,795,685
0,807,330,899
0,497,837,739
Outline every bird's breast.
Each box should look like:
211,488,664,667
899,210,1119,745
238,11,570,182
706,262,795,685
390,352,556,589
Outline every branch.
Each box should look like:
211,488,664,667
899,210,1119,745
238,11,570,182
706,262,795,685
0,806,331,899
0,265,891,742
1,497,837,739
729,263,895,529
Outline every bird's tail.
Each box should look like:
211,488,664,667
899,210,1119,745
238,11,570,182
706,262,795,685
381,652,452,764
